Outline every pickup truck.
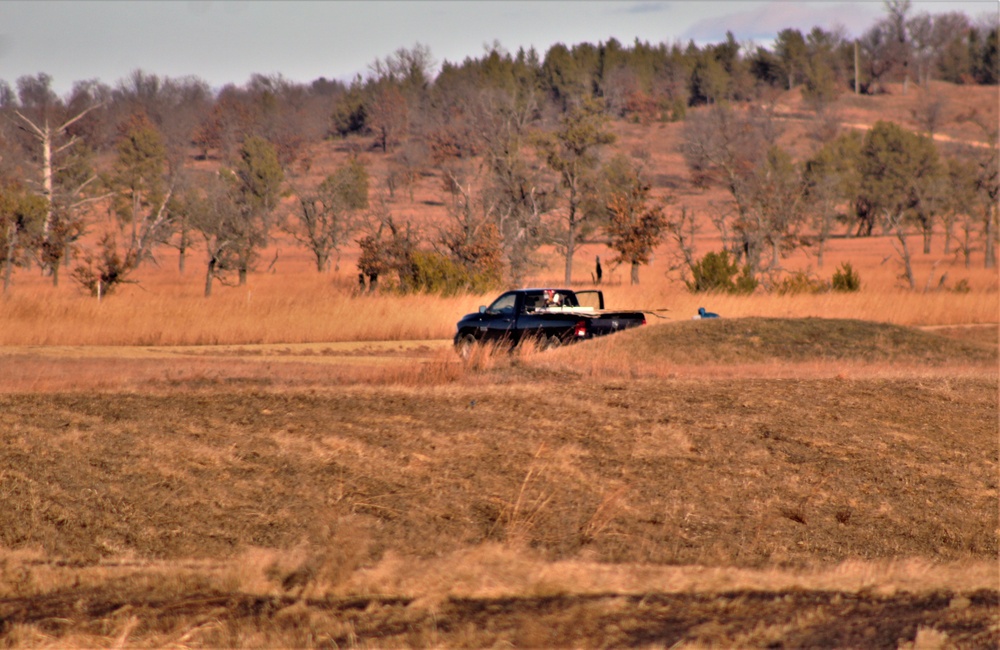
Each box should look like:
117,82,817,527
454,288,646,356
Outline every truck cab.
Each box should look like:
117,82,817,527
454,289,643,356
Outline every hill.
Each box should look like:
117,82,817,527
560,316,998,368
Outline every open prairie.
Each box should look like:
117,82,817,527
0,86,998,648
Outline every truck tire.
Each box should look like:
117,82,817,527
455,333,477,359
543,334,562,351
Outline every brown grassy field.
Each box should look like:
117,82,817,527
0,318,996,648
0,85,998,648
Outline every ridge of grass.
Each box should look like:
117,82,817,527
584,317,997,366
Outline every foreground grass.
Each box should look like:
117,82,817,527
1,553,995,648
0,372,996,648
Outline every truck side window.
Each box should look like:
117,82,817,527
523,295,544,313
487,293,517,315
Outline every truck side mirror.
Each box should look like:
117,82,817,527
479,306,486,313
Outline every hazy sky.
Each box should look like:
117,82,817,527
1,1,996,95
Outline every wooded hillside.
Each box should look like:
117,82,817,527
0,3,996,298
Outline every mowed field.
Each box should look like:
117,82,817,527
0,84,998,648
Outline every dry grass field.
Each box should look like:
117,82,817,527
0,320,996,647
0,84,998,648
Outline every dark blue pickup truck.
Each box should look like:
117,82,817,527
454,288,646,356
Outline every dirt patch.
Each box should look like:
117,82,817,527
0,342,457,393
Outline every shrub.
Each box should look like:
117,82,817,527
71,233,137,298
410,251,502,296
661,96,686,122
777,271,829,295
686,250,758,294
952,278,971,294
832,262,862,292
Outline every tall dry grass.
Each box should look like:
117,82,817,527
1,268,994,347
1,224,996,346
0,548,993,649
606,283,999,326
0,273,478,346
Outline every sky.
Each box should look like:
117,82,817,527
1,1,996,95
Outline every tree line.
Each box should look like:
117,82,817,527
0,1,996,296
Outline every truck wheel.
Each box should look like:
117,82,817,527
455,333,477,359
543,334,562,351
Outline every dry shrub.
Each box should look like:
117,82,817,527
496,444,554,548
900,627,953,650
261,514,380,600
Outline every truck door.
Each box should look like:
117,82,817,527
574,290,605,310
482,291,519,344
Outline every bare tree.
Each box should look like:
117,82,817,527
969,121,998,269
858,22,896,94
370,43,436,96
472,88,549,286
930,12,973,83
436,162,505,291
113,70,211,171
386,140,427,200
681,104,803,276
941,155,979,263
10,74,105,285
286,157,369,272
187,172,243,297
907,12,936,87
367,82,409,153
910,86,948,138
663,205,700,284
885,0,914,93
536,97,615,284
363,44,435,153
193,85,252,161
